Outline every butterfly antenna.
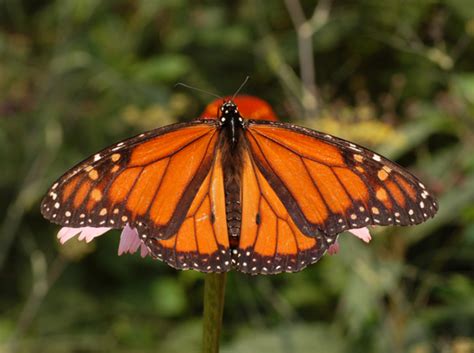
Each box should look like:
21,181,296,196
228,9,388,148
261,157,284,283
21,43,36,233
174,83,223,99
232,76,250,100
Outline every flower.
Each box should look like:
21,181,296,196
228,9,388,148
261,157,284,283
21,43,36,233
327,227,372,255
57,225,371,258
117,224,149,257
58,224,149,258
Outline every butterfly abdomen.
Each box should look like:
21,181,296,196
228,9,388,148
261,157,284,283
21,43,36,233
221,137,244,248
225,180,241,247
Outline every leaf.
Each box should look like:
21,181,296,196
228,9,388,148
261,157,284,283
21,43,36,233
151,277,187,317
452,73,474,106
222,323,347,353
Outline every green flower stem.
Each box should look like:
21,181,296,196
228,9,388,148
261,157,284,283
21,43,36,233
202,272,227,353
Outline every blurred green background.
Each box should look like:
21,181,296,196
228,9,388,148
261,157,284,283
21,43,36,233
1,1,473,352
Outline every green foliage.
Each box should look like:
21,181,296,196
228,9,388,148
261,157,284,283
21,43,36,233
1,1,473,352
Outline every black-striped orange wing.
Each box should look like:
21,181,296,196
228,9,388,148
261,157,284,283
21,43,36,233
144,148,231,271
41,119,230,272
235,149,325,274
235,120,438,274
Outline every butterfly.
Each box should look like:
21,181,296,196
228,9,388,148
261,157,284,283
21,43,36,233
41,95,438,274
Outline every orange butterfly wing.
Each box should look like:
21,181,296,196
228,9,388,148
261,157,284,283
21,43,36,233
41,120,222,244
235,149,325,274
145,149,231,272
244,121,438,239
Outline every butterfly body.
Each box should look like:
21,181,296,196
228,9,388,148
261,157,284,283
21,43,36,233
219,101,246,247
42,98,438,274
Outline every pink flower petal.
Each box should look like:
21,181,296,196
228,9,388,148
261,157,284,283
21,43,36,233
348,227,372,243
118,224,149,257
58,223,149,258
118,224,139,254
328,242,340,255
78,227,111,242
327,227,372,256
57,227,82,244
140,243,149,258
57,226,111,244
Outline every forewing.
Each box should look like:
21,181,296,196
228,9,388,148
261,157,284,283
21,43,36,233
244,121,438,237
41,120,221,240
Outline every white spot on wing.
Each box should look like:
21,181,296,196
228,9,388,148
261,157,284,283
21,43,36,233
348,143,362,152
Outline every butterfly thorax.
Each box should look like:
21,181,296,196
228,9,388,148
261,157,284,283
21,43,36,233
219,101,245,248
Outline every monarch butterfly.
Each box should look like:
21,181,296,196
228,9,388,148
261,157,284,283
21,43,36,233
41,95,438,274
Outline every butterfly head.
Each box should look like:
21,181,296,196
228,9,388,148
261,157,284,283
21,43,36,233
219,100,244,146
219,100,244,125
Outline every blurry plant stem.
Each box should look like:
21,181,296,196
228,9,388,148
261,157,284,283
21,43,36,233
9,253,67,352
284,0,332,115
202,272,227,353
0,154,46,269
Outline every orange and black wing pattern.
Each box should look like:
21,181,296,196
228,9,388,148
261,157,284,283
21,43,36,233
41,120,232,271
234,149,325,274
145,149,231,272
244,121,438,239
